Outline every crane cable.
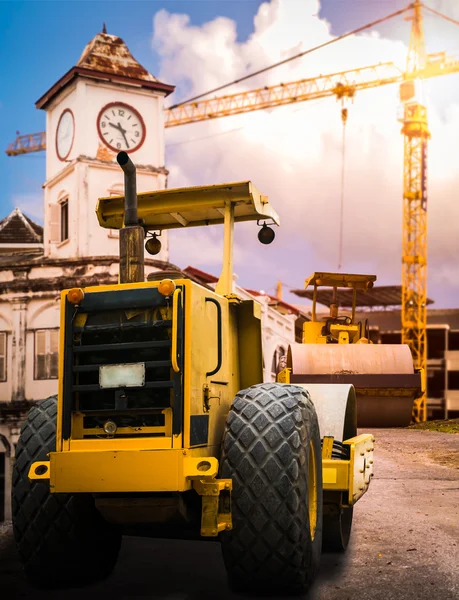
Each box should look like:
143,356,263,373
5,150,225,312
422,4,459,27
338,107,348,272
168,5,412,109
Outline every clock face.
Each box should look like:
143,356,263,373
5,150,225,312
56,109,75,160
97,102,146,153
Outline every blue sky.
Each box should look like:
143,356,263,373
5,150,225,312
1,0,458,307
0,0,413,221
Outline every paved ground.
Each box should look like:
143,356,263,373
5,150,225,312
1,428,458,599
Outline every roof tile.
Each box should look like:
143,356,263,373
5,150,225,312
77,32,158,82
0,208,43,245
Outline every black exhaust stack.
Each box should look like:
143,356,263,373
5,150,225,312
117,151,145,284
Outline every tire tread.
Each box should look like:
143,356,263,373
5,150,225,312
220,382,322,594
12,396,121,589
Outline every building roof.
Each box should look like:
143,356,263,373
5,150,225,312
183,266,218,284
245,289,308,318
292,284,434,309
36,30,175,109
0,208,43,245
77,31,160,82
183,266,307,318
354,309,459,332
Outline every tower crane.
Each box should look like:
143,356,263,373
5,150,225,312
5,1,459,421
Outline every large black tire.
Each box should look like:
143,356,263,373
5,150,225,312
12,396,122,589
219,383,323,595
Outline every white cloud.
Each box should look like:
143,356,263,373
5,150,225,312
153,0,459,307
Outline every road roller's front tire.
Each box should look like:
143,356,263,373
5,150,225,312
322,499,353,552
11,396,122,589
219,383,323,595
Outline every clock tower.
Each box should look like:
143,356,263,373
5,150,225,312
36,29,175,261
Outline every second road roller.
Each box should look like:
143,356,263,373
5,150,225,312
278,272,424,427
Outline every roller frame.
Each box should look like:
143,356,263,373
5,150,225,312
279,380,375,506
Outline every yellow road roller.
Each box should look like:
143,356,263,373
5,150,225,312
284,272,424,427
13,152,377,595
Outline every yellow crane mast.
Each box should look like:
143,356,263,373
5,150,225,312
5,2,459,421
400,0,430,422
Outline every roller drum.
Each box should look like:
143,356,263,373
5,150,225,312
287,344,417,428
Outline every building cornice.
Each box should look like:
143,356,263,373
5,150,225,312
36,66,175,110
80,155,169,175
0,254,180,295
43,156,168,188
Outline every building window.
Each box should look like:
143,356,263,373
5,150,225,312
49,195,69,244
35,329,59,380
60,199,69,242
0,333,6,382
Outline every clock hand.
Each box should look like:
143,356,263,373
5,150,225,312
117,122,130,149
121,131,129,149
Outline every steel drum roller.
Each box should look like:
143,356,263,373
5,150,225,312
287,343,420,427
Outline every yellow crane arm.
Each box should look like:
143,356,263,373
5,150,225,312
6,132,46,156
166,53,459,128
5,53,459,155
164,62,403,127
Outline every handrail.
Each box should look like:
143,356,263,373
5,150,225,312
171,289,182,373
205,298,222,377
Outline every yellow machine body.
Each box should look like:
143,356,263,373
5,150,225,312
28,180,274,536
29,276,374,535
27,188,375,539
283,271,424,427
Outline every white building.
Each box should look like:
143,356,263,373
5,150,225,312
0,29,306,521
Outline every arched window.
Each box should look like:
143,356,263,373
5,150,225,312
271,345,286,381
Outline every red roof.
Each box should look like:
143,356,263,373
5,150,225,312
183,266,218,284
245,289,305,317
0,208,43,245
183,266,305,317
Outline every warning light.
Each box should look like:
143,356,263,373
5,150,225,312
158,279,176,296
67,288,85,305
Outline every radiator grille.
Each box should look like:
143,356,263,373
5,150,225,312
62,287,184,440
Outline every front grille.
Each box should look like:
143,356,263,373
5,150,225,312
62,287,184,440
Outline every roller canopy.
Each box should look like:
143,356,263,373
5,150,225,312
96,180,280,231
304,272,376,290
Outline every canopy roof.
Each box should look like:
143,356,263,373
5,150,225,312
292,284,434,308
303,272,376,290
96,180,280,231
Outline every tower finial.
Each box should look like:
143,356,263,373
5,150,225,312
102,22,107,34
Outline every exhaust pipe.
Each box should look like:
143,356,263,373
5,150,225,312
117,151,145,284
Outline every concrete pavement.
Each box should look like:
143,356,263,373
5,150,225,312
1,428,458,599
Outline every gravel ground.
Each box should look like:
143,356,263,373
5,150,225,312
1,428,458,600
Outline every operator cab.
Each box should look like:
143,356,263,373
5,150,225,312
302,272,376,344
